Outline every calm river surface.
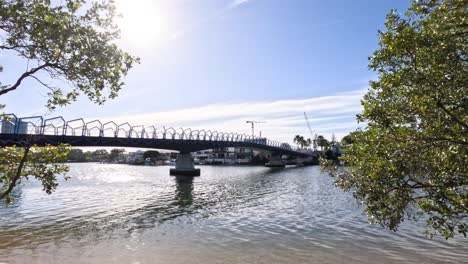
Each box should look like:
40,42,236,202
0,164,466,264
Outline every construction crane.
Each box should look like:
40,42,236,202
304,112,317,151
246,120,266,136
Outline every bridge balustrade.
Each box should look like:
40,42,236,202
143,126,156,139
191,130,199,140
116,123,131,138
43,124,62,136
0,116,16,134
163,127,175,140
212,131,219,141
102,121,118,137
65,118,85,136
18,121,41,135
198,130,206,140
182,128,191,140
86,126,102,137
43,117,66,135
0,114,311,159
174,132,182,140
16,116,43,135
85,120,102,137
155,130,166,140
130,125,145,139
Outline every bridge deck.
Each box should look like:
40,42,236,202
0,114,315,157
0,134,314,157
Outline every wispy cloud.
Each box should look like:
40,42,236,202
96,89,367,143
227,0,250,9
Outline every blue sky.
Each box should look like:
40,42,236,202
0,0,410,143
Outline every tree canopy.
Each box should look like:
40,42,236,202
143,150,160,160
109,148,125,162
316,135,329,151
0,144,70,205
293,135,311,149
0,0,139,109
324,0,467,239
0,0,138,204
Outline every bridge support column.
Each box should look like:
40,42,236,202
265,154,285,168
170,153,200,176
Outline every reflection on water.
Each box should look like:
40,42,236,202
174,176,194,207
0,164,466,264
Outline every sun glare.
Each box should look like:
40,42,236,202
116,0,171,47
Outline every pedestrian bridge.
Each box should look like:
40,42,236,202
0,114,317,176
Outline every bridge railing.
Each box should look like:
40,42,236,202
0,115,302,152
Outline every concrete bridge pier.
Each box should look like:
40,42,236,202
170,153,201,176
265,154,285,168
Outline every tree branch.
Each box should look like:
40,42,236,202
418,137,468,146
30,75,58,92
436,101,468,130
0,145,31,200
0,63,54,96
0,44,30,50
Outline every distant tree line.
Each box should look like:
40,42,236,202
293,133,344,160
67,149,115,163
66,149,161,163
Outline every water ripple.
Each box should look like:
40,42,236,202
0,164,466,263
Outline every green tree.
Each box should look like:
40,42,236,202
0,144,70,204
324,149,334,160
341,132,356,146
324,0,467,238
143,150,160,160
293,135,310,149
67,148,85,162
83,151,94,162
0,0,139,108
109,148,125,162
92,149,109,161
0,0,139,204
293,135,303,148
316,135,329,152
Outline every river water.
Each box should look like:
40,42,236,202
0,164,466,264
